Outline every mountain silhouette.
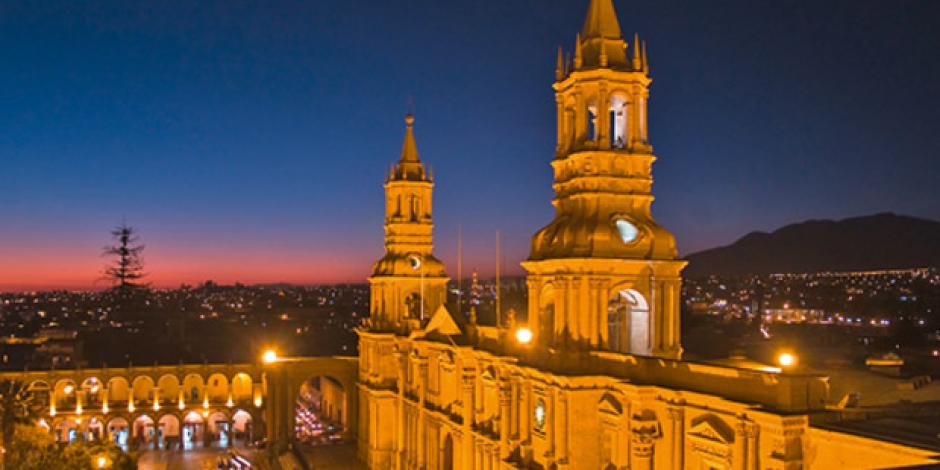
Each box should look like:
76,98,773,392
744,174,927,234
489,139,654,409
684,213,940,277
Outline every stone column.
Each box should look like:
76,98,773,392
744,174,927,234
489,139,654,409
631,432,655,470
416,357,429,469
733,419,748,470
394,349,406,470
746,423,759,470
499,378,512,460
598,85,610,149
668,406,684,469
462,368,476,470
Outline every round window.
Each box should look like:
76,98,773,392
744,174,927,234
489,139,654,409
408,254,422,271
614,219,639,244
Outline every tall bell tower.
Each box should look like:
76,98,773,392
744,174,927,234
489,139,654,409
368,114,448,333
522,0,685,358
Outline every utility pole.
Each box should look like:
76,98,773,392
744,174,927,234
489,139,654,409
495,230,501,327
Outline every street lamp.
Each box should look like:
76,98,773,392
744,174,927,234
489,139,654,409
777,352,798,368
262,349,278,364
515,327,533,345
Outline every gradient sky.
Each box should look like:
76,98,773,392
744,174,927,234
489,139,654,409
1,0,938,291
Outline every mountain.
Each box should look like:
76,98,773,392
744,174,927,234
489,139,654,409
683,213,940,277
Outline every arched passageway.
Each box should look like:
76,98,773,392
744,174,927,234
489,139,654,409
158,414,181,450
182,411,206,450
132,415,155,449
106,417,130,448
295,375,347,446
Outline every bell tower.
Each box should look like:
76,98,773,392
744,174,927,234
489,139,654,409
368,114,448,333
522,0,685,358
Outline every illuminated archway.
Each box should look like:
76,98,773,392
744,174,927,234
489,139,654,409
607,288,650,355
295,375,347,445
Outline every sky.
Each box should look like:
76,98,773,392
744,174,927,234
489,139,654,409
0,0,938,291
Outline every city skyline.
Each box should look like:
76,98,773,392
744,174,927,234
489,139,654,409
2,0,939,290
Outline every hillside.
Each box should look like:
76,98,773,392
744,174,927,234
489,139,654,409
684,213,940,277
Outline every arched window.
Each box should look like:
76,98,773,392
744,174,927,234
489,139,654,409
609,95,628,149
607,289,650,354
409,195,419,222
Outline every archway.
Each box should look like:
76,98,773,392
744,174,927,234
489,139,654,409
607,288,650,355
157,374,181,404
26,380,50,408
295,375,347,446
182,410,206,450
53,379,77,410
107,377,130,407
231,373,253,405
441,433,455,470
206,373,228,404
539,285,556,346
232,409,253,444
157,414,181,450
207,411,231,447
53,418,80,443
106,417,130,448
85,417,105,442
131,376,156,405
80,377,103,407
181,374,205,405
131,415,155,449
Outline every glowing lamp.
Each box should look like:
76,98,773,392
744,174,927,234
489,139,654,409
102,403,109,415
777,352,798,368
515,327,533,345
63,385,74,395
254,397,263,408
262,349,278,364
128,401,135,413
49,406,56,417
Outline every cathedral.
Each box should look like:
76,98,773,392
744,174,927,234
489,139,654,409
356,1,939,469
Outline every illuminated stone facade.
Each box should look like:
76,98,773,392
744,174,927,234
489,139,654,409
357,1,940,469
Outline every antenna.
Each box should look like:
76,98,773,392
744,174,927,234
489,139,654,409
457,224,463,318
495,230,501,327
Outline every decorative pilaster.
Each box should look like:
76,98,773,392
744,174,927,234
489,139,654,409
499,378,512,460
668,406,684,469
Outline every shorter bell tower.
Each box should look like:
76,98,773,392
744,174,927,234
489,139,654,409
368,114,448,333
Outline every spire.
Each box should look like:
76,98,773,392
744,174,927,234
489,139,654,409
577,0,628,69
632,33,642,70
642,40,649,74
399,113,420,163
555,46,565,80
574,33,583,69
581,0,623,40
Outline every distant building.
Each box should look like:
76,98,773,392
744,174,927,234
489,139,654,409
764,308,826,324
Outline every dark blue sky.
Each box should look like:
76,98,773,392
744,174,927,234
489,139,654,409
1,0,938,289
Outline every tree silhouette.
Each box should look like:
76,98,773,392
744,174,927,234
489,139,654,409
102,224,147,290
0,379,39,465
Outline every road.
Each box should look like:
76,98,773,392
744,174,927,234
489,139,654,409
137,447,253,470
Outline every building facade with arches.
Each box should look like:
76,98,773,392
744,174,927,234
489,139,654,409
356,1,940,469
8,363,266,450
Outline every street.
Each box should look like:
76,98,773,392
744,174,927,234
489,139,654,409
137,447,253,470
